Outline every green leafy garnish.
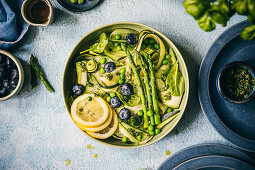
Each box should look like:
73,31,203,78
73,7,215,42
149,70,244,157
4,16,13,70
166,62,185,96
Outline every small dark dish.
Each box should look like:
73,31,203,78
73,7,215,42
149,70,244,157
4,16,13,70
0,50,24,101
217,62,255,104
57,0,102,12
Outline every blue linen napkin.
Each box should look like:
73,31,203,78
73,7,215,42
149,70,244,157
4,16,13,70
0,0,29,49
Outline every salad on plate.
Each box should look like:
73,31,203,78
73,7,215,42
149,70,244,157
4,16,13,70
69,28,185,145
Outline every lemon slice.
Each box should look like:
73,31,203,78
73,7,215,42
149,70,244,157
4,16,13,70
71,94,110,128
87,110,119,139
77,106,113,132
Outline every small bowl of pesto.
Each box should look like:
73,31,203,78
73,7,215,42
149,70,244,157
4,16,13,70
217,62,255,104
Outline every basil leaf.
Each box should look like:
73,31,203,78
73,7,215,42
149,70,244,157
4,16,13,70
240,25,255,40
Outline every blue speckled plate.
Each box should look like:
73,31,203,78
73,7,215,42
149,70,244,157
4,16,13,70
198,20,255,152
173,155,254,170
57,0,102,12
158,143,255,170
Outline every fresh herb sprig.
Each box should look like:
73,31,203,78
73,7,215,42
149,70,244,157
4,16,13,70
183,0,255,40
30,55,55,93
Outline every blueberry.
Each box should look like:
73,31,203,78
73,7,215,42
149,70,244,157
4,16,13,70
104,62,116,73
72,84,85,95
10,68,19,79
110,96,122,108
10,78,19,88
126,33,138,45
0,87,8,97
119,108,131,121
3,80,12,90
120,83,133,96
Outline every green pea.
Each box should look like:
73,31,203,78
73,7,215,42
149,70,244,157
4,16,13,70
137,135,142,141
100,68,106,74
120,67,126,74
87,96,92,101
116,46,122,51
106,96,111,102
120,73,125,79
114,42,119,47
148,125,155,131
118,79,124,84
78,0,84,4
149,130,155,136
100,58,106,64
149,38,155,44
147,44,152,48
122,136,128,143
166,107,173,113
137,110,143,116
115,34,121,40
154,43,160,50
147,110,154,116
155,128,161,134
163,60,168,65
143,39,149,45
110,92,116,97
165,54,171,60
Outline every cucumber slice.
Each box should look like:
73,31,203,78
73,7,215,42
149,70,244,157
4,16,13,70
76,61,88,86
109,28,139,42
113,124,125,139
158,102,168,114
120,122,152,144
104,42,126,61
156,78,167,91
160,90,183,109
116,92,141,107
85,76,105,97
118,123,139,143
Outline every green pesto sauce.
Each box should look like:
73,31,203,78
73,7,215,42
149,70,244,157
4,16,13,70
221,65,255,101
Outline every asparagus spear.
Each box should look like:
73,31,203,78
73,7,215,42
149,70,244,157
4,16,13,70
142,52,161,125
124,47,149,129
136,51,155,126
30,55,55,93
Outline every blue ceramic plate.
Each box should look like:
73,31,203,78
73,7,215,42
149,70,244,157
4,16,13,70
173,155,254,170
198,20,255,152
57,0,102,12
158,143,255,170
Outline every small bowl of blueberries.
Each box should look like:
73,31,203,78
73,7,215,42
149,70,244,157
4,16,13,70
0,50,24,101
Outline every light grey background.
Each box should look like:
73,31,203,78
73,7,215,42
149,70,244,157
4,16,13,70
0,0,247,169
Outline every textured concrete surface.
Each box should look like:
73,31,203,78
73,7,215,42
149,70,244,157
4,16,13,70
0,0,247,169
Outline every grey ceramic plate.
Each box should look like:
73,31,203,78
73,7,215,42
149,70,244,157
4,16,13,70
173,155,254,170
198,20,255,152
158,143,255,170
62,22,189,148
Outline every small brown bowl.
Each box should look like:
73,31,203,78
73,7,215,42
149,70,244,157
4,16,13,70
217,62,255,104
0,50,24,101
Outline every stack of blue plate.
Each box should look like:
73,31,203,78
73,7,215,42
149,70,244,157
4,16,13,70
158,144,255,170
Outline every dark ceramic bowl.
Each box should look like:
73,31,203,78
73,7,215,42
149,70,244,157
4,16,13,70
217,62,255,104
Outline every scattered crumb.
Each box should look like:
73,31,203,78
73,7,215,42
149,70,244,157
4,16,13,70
173,129,179,135
65,159,71,166
87,144,95,149
93,153,98,158
165,150,171,156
